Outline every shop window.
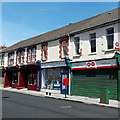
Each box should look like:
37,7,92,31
12,72,18,84
61,67,68,73
90,33,96,52
8,52,14,66
27,46,36,62
59,37,69,58
106,28,114,49
41,43,48,61
74,37,80,55
28,71,37,85
42,68,61,89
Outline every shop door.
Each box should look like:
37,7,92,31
60,73,69,94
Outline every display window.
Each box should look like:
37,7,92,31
42,68,68,90
12,72,18,84
28,71,38,85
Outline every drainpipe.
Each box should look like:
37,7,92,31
36,60,42,91
115,51,120,101
64,33,72,94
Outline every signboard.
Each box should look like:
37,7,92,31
72,59,117,69
41,61,66,69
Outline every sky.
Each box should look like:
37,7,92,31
1,2,119,47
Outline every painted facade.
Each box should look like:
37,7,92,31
1,8,120,100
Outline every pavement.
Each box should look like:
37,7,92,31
0,86,119,109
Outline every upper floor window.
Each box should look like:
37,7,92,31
90,33,96,52
28,49,31,62
41,43,48,61
27,46,36,62
0,53,4,66
106,28,114,49
16,49,25,64
32,48,36,61
16,51,21,64
74,37,80,55
21,50,25,63
8,52,14,66
62,41,67,57
59,37,69,58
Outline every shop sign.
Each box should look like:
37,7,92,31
41,61,67,68
72,59,117,69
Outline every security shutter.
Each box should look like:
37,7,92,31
71,68,118,100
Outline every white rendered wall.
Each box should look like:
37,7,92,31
70,23,119,62
47,39,60,62
36,44,41,61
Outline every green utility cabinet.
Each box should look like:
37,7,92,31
100,88,109,104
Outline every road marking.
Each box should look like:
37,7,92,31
60,105,72,108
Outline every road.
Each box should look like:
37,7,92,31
2,90,119,118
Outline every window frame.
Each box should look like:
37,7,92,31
21,50,25,64
16,49,25,64
8,52,14,66
59,37,69,58
74,37,80,55
106,27,114,49
0,53,4,66
28,71,38,85
41,43,48,61
27,46,36,63
90,33,96,53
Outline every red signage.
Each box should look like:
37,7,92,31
115,42,119,47
86,62,95,67
63,78,69,86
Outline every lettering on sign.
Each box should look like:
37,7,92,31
86,62,96,67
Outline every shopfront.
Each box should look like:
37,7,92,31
71,58,119,100
41,61,69,94
4,64,39,91
20,64,39,91
4,66,19,88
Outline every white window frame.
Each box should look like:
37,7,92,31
106,27,114,49
21,50,25,63
31,48,36,62
62,41,66,57
90,33,96,53
8,53,14,65
74,37,80,55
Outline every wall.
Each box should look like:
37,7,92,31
3,23,119,67
70,23,119,62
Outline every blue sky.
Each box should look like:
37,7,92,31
1,2,118,46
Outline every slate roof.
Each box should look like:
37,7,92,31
2,7,120,52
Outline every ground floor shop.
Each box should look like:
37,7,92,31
41,61,69,94
3,61,70,93
4,64,39,91
71,58,120,100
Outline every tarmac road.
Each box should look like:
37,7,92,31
2,90,119,119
